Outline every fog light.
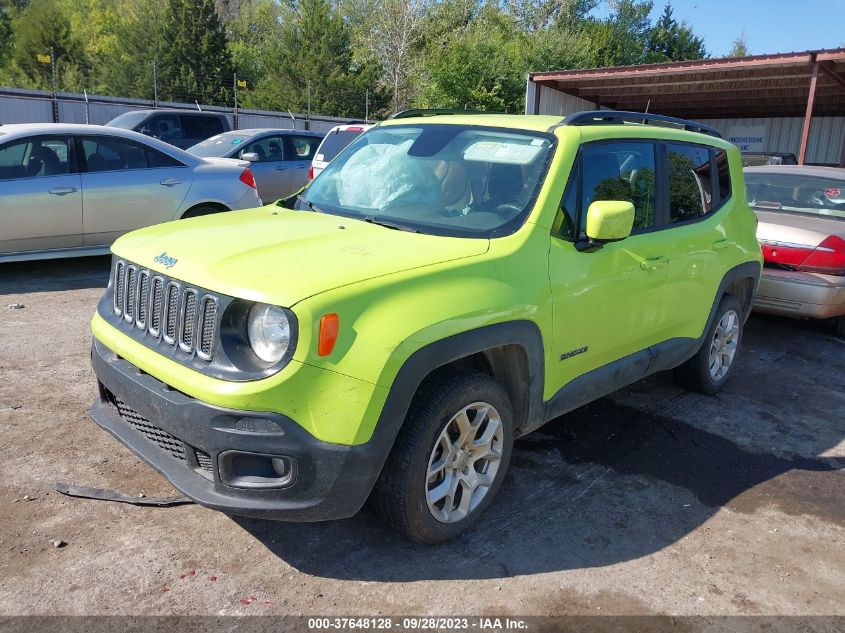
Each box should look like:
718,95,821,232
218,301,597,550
218,451,296,489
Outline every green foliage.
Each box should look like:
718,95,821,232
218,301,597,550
158,0,233,105
420,3,593,112
0,0,711,116
10,0,86,90
645,3,706,62
727,31,749,57
243,0,386,118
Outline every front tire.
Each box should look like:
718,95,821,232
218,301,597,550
372,371,514,544
674,294,744,395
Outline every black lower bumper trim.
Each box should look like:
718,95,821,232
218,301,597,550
89,338,383,521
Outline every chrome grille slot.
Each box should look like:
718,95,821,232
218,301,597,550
124,266,137,323
136,270,150,329
179,289,198,352
113,261,125,315
149,276,164,337
163,282,180,345
197,296,217,361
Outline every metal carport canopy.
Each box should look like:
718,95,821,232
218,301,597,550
529,48,845,164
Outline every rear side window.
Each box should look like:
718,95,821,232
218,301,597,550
316,129,365,162
667,144,714,223
181,115,225,140
146,147,184,168
286,135,319,161
82,137,150,172
715,149,731,202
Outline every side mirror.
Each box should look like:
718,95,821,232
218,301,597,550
581,200,635,249
241,152,260,162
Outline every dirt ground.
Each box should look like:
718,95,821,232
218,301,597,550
0,256,843,617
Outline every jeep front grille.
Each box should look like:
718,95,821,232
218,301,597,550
111,259,218,361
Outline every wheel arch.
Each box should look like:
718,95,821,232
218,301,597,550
179,201,231,219
366,321,546,467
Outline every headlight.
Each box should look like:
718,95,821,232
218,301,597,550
247,303,292,363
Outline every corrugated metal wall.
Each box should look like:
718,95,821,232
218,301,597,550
0,87,350,133
695,117,845,165
528,82,845,165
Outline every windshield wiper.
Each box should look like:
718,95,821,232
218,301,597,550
296,195,324,214
361,216,420,233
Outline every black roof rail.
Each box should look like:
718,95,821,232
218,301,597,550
389,108,504,119
561,110,722,139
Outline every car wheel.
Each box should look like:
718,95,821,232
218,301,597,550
372,370,513,544
834,316,845,338
181,205,226,219
674,294,744,395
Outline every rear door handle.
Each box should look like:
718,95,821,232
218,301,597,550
712,239,733,250
48,187,78,196
640,256,669,271
159,178,182,187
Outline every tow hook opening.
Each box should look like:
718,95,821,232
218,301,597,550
218,451,297,489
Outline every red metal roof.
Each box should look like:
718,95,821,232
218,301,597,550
530,48,845,119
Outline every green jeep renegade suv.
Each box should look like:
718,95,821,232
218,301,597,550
89,110,762,543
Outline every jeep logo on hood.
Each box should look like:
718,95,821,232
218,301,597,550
154,252,177,268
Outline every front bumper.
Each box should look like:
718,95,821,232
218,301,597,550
753,268,845,319
89,338,383,521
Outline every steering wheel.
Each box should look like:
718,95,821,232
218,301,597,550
495,203,522,218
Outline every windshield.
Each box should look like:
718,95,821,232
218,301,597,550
106,111,151,130
187,133,249,157
746,171,845,220
302,124,554,238
316,129,367,162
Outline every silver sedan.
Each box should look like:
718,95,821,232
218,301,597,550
187,129,324,204
0,123,262,262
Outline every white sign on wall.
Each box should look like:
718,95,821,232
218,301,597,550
727,125,766,152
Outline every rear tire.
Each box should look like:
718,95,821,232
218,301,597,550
372,370,513,544
674,294,744,395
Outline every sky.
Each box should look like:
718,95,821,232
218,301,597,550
593,0,845,57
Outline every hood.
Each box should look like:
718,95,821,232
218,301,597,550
755,210,845,246
111,207,490,306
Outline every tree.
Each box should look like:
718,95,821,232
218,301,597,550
581,0,654,67
245,0,386,118
9,0,87,90
420,4,592,112
727,31,749,58
158,0,233,105
349,0,429,113
645,3,706,62
0,7,12,70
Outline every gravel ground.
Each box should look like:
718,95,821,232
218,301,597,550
0,256,843,618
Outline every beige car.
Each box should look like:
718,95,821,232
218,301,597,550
745,165,845,336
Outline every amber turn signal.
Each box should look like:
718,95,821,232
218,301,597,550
318,313,339,356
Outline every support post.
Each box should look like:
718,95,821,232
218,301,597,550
152,61,158,107
798,60,819,165
50,47,59,123
233,73,238,130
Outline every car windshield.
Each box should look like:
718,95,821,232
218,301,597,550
301,124,554,238
316,128,367,162
106,111,151,129
746,171,845,220
187,134,250,157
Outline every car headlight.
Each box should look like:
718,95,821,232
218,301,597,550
247,303,292,363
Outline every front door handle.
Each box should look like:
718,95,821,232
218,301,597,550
48,186,78,196
640,256,669,271
712,239,733,250
159,178,182,187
